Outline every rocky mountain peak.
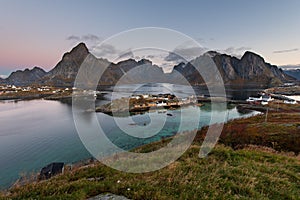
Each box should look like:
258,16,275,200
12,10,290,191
62,42,89,60
45,43,90,82
1,43,296,88
69,42,88,54
241,51,265,63
4,67,47,86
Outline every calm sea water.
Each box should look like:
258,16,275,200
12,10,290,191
0,84,260,189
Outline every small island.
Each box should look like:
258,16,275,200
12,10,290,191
95,93,203,114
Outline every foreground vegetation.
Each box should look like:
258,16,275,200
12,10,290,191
218,111,300,154
1,111,300,200
1,145,299,200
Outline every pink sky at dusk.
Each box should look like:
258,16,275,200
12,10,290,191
0,0,299,76
0,46,60,70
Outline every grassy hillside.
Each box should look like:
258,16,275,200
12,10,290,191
210,111,300,154
2,145,299,200
1,112,300,200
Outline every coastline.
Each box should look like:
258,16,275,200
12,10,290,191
2,110,300,199
6,100,300,191
1,84,300,192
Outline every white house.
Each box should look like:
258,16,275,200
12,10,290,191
261,95,273,102
131,95,141,100
156,100,167,107
142,94,149,99
284,100,297,104
246,96,262,102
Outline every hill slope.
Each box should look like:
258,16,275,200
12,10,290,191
2,145,299,199
171,51,294,87
3,67,46,86
2,112,300,200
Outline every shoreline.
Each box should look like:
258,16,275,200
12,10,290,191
1,86,300,192
3,109,300,198
1,101,257,191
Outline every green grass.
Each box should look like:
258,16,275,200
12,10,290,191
1,144,299,200
1,112,300,200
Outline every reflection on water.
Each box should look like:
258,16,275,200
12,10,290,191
0,100,91,189
102,83,262,101
0,84,261,189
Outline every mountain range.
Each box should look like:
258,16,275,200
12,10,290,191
0,43,296,88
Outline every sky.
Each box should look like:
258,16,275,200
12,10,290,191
0,0,300,76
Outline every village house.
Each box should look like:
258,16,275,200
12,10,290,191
148,102,157,107
131,94,142,100
156,100,167,107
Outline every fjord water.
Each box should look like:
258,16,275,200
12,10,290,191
0,100,91,189
0,84,260,189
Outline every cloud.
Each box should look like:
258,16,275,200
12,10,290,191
146,55,156,59
91,44,136,63
164,45,252,63
118,50,135,60
273,48,299,54
91,44,175,73
92,43,118,58
164,46,208,62
195,37,215,44
66,35,80,41
0,75,8,79
236,47,250,51
279,64,300,70
66,34,102,44
221,46,252,58
82,34,100,42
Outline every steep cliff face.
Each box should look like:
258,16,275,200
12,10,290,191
101,59,168,85
40,43,90,86
40,43,116,86
235,52,289,85
172,51,295,87
1,43,296,88
40,43,166,86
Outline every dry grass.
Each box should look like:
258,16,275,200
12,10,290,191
212,112,300,154
1,144,300,199
1,112,300,200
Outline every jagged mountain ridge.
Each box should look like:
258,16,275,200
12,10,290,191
47,43,89,79
0,43,296,87
40,43,169,87
171,51,293,87
2,67,46,86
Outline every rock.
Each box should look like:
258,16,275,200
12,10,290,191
2,43,296,88
88,193,130,200
172,51,295,87
42,43,91,86
4,67,46,86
